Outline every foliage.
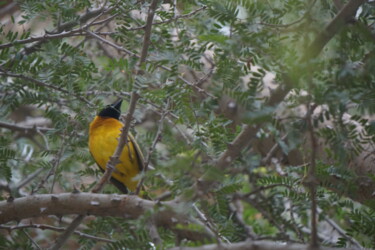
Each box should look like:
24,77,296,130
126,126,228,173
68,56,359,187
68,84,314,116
0,0,375,249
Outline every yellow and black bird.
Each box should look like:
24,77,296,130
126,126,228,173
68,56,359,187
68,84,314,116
88,99,144,193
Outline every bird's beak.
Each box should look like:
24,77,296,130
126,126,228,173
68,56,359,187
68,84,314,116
111,99,122,112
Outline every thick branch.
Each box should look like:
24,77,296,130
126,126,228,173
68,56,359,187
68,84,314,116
0,193,211,242
0,193,152,224
303,0,366,61
169,240,347,250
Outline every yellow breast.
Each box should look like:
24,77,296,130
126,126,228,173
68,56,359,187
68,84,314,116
88,116,142,192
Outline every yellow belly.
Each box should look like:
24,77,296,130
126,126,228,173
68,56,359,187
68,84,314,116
88,116,142,192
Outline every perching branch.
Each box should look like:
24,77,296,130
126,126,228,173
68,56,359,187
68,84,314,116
0,193,212,242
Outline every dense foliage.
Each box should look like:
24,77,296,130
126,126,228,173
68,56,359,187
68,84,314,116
0,0,374,249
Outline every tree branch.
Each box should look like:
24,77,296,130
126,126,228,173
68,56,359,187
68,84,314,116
0,224,115,243
303,0,366,61
0,71,92,106
0,193,212,242
169,240,348,250
135,99,168,195
0,121,52,134
138,0,159,68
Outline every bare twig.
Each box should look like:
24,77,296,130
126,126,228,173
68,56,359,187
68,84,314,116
114,6,207,31
50,141,66,193
256,0,317,29
16,168,44,191
317,208,363,249
147,220,162,246
0,71,92,106
242,183,293,197
0,6,112,69
192,204,229,244
22,229,42,250
260,134,288,165
135,99,169,195
0,121,52,134
169,240,349,250
50,215,85,250
229,199,256,239
0,224,115,243
138,0,159,69
32,135,67,195
154,6,206,26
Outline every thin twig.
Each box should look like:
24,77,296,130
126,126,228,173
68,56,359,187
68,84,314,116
16,168,44,191
255,0,317,29
260,134,288,165
242,183,293,197
32,135,66,195
22,229,42,250
229,199,256,239
50,141,66,193
147,220,162,246
0,6,112,69
135,99,169,195
0,121,52,133
317,208,363,249
0,224,115,243
0,71,92,106
138,0,159,68
50,215,85,250
192,203,230,244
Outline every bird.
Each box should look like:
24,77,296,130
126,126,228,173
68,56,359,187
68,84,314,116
88,99,144,193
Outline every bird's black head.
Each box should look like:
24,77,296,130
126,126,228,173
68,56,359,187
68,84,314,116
98,99,122,120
